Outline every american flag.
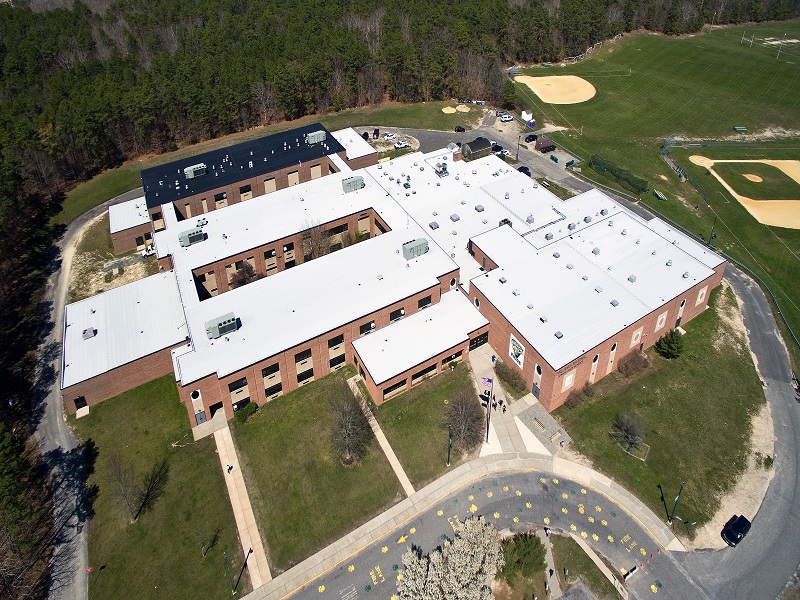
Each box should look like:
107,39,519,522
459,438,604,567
481,377,493,387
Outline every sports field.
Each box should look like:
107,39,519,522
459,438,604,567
513,20,800,367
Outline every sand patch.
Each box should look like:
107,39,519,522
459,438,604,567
515,75,596,104
456,104,470,112
441,106,456,114
743,173,763,183
689,155,800,229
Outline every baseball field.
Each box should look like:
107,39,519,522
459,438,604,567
513,20,800,366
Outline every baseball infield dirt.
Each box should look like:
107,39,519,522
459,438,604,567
514,75,596,104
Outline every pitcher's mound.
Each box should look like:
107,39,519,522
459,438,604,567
743,174,763,182
456,104,470,112
515,75,596,104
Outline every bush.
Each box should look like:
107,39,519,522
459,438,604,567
234,401,257,424
582,382,596,398
104,271,113,283
494,360,527,395
655,328,684,359
618,352,649,377
499,533,546,583
564,391,584,409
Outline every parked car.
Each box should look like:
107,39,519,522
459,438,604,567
721,515,751,547
491,143,503,153
495,110,507,117
518,166,531,177
454,126,465,132
394,140,409,149
500,114,514,123
373,128,379,139
525,134,538,143
362,131,370,140
384,133,396,141
498,149,510,157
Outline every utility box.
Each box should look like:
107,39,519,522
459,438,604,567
183,163,207,179
434,162,449,177
402,238,429,260
306,130,327,144
178,228,205,247
206,313,238,339
342,176,365,193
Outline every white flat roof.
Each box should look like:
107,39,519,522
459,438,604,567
175,225,458,384
331,127,376,160
469,195,720,370
108,197,150,233
353,290,487,385
61,271,188,389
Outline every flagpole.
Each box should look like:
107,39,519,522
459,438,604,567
485,379,493,443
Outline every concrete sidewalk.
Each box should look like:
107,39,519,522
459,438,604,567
214,426,272,589
242,452,683,600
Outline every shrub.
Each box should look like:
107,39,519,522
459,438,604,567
618,352,649,377
582,382,596,398
499,533,546,583
234,401,257,424
494,360,527,395
564,391,584,409
655,328,684,359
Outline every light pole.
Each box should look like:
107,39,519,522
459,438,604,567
485,378,494,443
516,135,521,161
669,481,685,526
233,548,253,594
447,425,452,466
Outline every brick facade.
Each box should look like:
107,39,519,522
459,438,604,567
111,222,153,254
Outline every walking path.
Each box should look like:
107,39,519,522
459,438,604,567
214,426,272,589
537,529,563,599
348,376,415,498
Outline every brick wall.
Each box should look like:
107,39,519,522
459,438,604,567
111,222,153,254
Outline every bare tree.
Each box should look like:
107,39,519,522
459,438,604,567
198,525,222,558
610,410,645,452
303,221,331,261
109,452,137,522
329,380,372,465
252,81,278,125
229,262,263,289
109,454,169,522
445,388,484,453
133,458,169,521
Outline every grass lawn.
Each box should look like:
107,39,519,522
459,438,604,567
54,167,142,226
374,363,475,487
494,573,547,600
537,178,574,201
554,285,765,528
70,375,247,600
231,368,401,572
551,535,619,600
710,161,800,200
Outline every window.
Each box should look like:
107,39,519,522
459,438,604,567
152,212,162,222
469,332,488,350
284,242,294,252
375,220,387,234
228,377,248,393
232,398,250,411
74,396,87,410
418,295,432,309
328,334,344,348
214,192,227,201
330,354,346,369
288,170,299,186
474,297,480,308
360,321,375,335
265,382,283,397
262,364,279,378
384,380,407,397
285,260,296,269
330,223,348,235
450,278,457,288
239,184,251,194
295,348,312,363
390,308,404,321
297,368,314,383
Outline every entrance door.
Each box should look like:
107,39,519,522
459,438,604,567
676,299,686,327
195,411,207,425
209,401,224,418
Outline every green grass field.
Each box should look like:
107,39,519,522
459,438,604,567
373,363,475,487
231,368,401,572
554,285,765,528
70,375,247,600
711,161,800,200
513,21,800,369
551,535,618,600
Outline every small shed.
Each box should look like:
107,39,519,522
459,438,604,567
462,137,492,161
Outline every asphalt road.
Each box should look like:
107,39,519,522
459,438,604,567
36,187,144,600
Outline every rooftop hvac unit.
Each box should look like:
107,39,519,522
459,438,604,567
342,176,365,193
628,274,637,283
499,277,507,284
178,228,205,247
554,331,563,339
592,247,600,255
553,252,560,258
610,299,619,307
526,214,535,224
429,221,439,230
305,130,327,144
475,205,485,212
568,223,577,230
545,232,554,240
566,263,574,270
499,218,512,227
206,313,238,339
82,328,97,340
402,238,429,260
183,163,207,179
450,214,460,222
434,163,449,177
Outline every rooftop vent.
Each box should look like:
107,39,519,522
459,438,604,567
450,214,460,222
666,260,673,266
178,228,205,247
512,289,520,296
600,208,609,216
540,316,548,323
553,252,560,258
545,232,554,240
595,286,603,293
499,277,507,284
206,313,237,340
582,275,589,281
652,250,657,256
568,223,577,230
342,176,365,193
402,238,429,260
183,163,207,179
584,216,592,223
608,220,614,227
683,271,690,278
82,328,97,340
429,221,440,230
526,214,535,224
592,247,600,255
628,274,637,283
621,229,627,236
527,303,534,309
475,204,485,212
610,299,619,307
554,331,564,339
505,192,510,199
566,263,574,270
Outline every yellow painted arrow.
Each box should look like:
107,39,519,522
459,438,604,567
397,535,408,544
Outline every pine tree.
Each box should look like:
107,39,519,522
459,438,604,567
655,328,684,359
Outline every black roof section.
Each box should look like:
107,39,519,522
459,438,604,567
141,123,345,208
465,137,491,152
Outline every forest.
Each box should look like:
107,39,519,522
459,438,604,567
0,0,798,596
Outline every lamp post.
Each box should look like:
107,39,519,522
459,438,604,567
447,425,452,467
669,481,685,526
233,548,253,595
517,135,521,161
485,378,494,443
